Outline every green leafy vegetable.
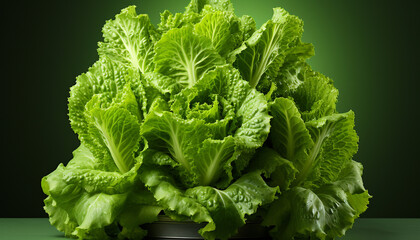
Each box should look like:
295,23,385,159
43,1,369,239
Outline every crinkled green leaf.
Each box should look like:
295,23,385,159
305,111,359,187
347,191,371,219
143,72,182,96
154,26,225,88
239,15,256,41
68,58,134,141
98,6,158,74
247,147,297,191
44,196,78,238
141,167,276,240
275,61,310,97
292,112,352,187
186,172,277,240
196,137,236,187
86,105,141,174
186,0,234,14
235,8,304,88
41,145,153,239
270,97,313,171
71,192,128,238
194,11,241,58
139,167,215,231
292,71,339,122
141,108,210,186
264,160,367,240
158,10,202,34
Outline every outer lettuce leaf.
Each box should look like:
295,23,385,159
347,191,371,219
117,189,163,239
263,161,368,240
235,8,304,89
154,26,225,88
98,6,158,74
42,145,159,239
139,167,215,227
141,167,277,240
44,196,78,238
187,172,277,240
68,58,133,140
79,82,142,173
261,93,364,239
302,111,358,187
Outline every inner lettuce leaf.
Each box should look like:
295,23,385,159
43,0,369,239
141,65,270,188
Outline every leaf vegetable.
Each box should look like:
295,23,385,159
41,0,370,239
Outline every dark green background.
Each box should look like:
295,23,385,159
3,0,419,218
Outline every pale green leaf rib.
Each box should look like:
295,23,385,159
292,112,350,187
154,26,225,88
98,6,157,74
270,97,313,171
88,107,141,173
197,137,236,186
313,112,359,186
194,11,241,58
68,58,130,141
235,8,303,88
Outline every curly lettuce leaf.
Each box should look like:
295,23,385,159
154,26,225,88
42,145,159,239
270,97,313,171
268,108,357,188
194,11,241,58
263,160,368,240
80,83,142,173
302,111,359,187
291,71,339,122
141,166,277,240
246,147,297,191
174,65,271,149
235,8,304,89
98,6,158,74
186,0,234,14
143,66,270,187
139,167,215,226
68,58,134,139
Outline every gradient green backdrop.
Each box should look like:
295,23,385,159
3,0,419,218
